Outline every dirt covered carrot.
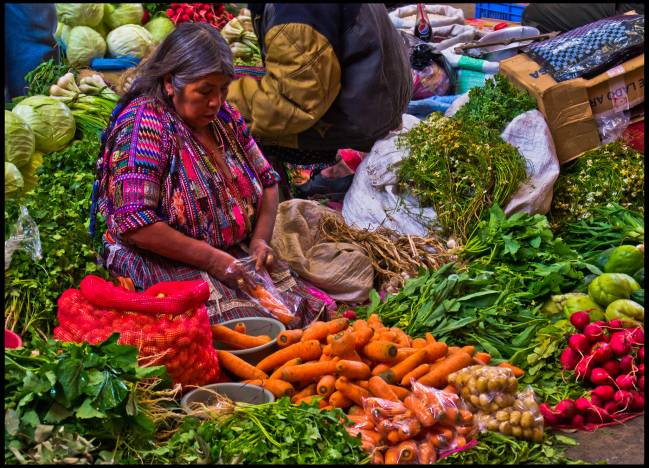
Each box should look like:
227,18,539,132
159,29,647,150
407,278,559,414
317,374,336,397
217,350,268,381
211,324,271,349
412,337,427,349
335,376,370,406
362,340,398,363
400,363,431,387
336,360,371,380
302,317,349,342
291,383,317,403
328,331,363,361
417,351,473,388
382,349,428,384
368,376,400,401
281,360,338,383
256,339,322,373
277,329,303,347
367,313,385,332
329,390,353,409
351,319,374,349
372,363,391,376
269,357,302,380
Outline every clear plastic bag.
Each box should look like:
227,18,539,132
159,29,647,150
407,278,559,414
596,110,631,145
226,256,302,326
5,206,42,270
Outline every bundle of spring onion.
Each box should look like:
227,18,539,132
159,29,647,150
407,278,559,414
49,73,120,137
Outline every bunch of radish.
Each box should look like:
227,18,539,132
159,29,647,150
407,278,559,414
539,311,644,428
165,3,233,30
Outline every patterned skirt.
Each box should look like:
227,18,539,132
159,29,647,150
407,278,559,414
101,236,334,328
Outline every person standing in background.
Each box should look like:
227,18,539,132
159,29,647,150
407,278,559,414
4,3,59,101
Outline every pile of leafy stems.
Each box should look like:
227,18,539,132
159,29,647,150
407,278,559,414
23,58,75,97
128,397,369,465
4,334,173,465
4,134,109,340
397,113,528,243
549,141,644,229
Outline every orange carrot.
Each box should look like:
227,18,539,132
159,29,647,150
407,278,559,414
348,405,365,416
211,324,272,349
282,360,338,383
388,384,411,401
335,376,370,406
417,351,473,388
277,329,303,347
329,331,362,361
362,341,398,362
367,314,385,332
424,342,449,363
396,438,420,460
351,320,374,349
217,350,269,380
386,430,401,446
322,344,333,355
291,383,317,403
360,429,383,451
392,328,411,348
336,360,371,380
498,362,525,377
375,329,398,343
394,347,419,362
403,393,434,426
242,379,295,398
248,283,294,324
442,384,458,394
400,363,431,386
302,317,349,342
447,346,461,354
269,357,303,380
412,337,427,349
356,380,370,389
368,376,400,401
372,363,391,376
418,440,437,464
372,449,385,464
233,322,247,334
384,446,401,464
474,352,491,365
293,394,325,406
460,345,476,356
329,390,353,409
317,375,336,397
424,332,436,345
382,349,428,384
256,339,322,373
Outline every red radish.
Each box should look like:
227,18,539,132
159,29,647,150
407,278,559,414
628,327,644,346
606,319,624,330
574,396,593,413
591,385,615,402
342,310,357,320
539,403,560,425
616,373,637,391
590,342,613,363
619,355,635,373
560,347,580,370
570,311,591,331
571,413,585,428
638,363,644,376
574,355,595,381
629,391,644,411
554,399,577,420
166,8,174,17
590,394,604,408
583,323,605,343
590,367,614,386
568,334,591,354
638,376,644,389
602,359,621,377
638,347,644,362
609,332,632,356
614,390,633,410
586,406,611,424
604,400,620,415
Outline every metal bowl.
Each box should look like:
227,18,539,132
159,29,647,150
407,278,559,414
180,382,275,413
213,317,285,365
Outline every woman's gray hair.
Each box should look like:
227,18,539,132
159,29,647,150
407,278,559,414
116,22,234,110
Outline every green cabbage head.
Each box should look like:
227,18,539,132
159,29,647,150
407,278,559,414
66,26,107,67
107,24,154,58
5,162,24,197
104,3,144,30
5,110,35,169
144,16,176,44
12,96,76,153
56,3,104,27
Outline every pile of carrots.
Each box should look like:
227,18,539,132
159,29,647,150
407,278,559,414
212,314,514,463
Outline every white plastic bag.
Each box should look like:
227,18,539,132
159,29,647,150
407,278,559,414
342,114,440,236
5,206,42,270
389,4,465,30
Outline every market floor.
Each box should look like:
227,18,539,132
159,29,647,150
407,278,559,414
562,414,644,464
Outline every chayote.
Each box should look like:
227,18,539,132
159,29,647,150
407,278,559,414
633,267,644,286
604,245,644,275
588,273,641,307
605,299,644,327
562,293,604,321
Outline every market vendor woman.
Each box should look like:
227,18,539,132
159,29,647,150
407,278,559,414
90,22,328,326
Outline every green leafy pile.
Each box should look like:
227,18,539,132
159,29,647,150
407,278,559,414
4,334,172,464
453,73,537,136
131,398,368,464
438,431,586,465
549,141,644,229
4,134,108,340
24,59,75,98
397,113,527,242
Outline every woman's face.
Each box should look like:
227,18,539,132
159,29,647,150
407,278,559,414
165,72,232,130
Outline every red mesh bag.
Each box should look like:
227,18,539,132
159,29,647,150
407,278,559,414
53,275,220,387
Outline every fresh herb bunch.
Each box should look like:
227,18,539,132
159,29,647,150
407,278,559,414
437,431,586,464
453,73,537,136
549,141,644,229
4,334,172,464
132,398,368,464
397,113,527,242
23,59,74,97
4,135,109,340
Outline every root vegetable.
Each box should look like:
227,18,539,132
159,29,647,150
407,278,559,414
590,367,614,386
555,399,577,419
336,360,371,380
568,334,591,354
619,355,635,374
638,376,644,389
604,401,620,415
571,413,585,428
590,394,604,408
614,390,633,410
638,347,644,362
591,385,616,402
560,347,580,370
539,403,560,425
574,397,593,413
609,332,632,357
605,319,624,330
217,350,269,380
281,360,338,383
602,359,621,377
628,327,644,346
590,342,613,364
586,406,611,424
570,311,591,331
574,355,595,381
302,318,349,342
583,323,606,343
256,340,322,373
615,373,637,391
629,391,644,411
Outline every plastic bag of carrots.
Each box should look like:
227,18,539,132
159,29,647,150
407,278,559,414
227,256,302,327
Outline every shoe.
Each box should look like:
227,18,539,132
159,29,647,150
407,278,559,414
294,169,354,200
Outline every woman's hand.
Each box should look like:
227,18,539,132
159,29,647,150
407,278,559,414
207,250,255,290
249,238,275,271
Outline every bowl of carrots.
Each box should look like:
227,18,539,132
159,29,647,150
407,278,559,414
212,317,286,366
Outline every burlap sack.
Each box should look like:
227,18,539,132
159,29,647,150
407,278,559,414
271,199,374,303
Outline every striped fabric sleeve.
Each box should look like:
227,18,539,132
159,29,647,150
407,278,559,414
106,99,167,236
225,102,281,188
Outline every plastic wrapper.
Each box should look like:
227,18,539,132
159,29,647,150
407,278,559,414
449,365,544,442
596,110,631,145
525,14,644,82
226,256,302,327
5,206,42,270
404,36,457,98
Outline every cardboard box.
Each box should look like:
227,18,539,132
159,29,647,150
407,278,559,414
500,53,644,164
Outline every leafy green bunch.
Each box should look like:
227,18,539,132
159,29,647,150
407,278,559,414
132,398,368,464
550,141,644,229
4,334,170,464
397,113,527,242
